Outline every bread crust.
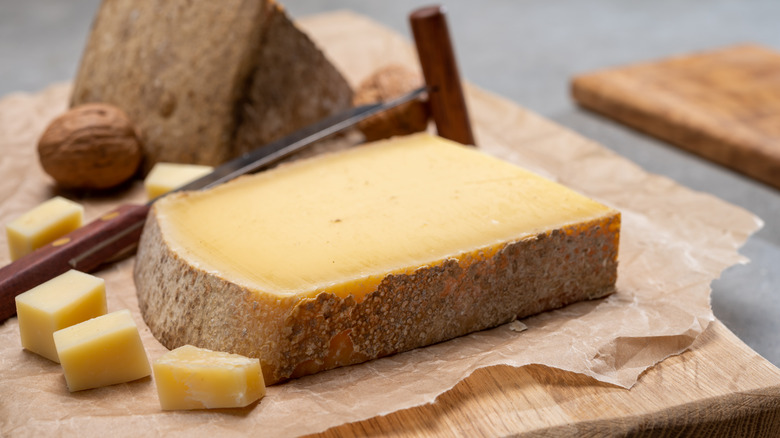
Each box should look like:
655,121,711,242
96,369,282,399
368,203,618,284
134,204,619,385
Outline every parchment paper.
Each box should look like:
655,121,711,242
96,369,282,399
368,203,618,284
0,11,762,437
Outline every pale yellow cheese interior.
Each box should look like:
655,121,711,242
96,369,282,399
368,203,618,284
5,196,83,261
156,133,614,300
53,309,151,392
144,162,214,200
15,269,107,363
153,345,265,410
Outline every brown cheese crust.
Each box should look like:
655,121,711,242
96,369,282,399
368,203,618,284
71,0,353,170
134,207,619,385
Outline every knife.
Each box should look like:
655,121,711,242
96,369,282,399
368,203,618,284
0,4,472,323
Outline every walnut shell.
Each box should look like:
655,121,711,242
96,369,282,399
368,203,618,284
38,103,142,189
354,65,430,141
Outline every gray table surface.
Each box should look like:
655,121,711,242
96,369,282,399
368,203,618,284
1,0,778,367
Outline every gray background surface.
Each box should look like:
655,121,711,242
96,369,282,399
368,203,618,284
1,0,778,366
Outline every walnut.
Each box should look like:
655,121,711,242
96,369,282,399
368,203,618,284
38,103,142,190
353,65,430,142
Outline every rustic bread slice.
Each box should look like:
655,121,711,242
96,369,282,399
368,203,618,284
134,134,620,384
71,0,353,169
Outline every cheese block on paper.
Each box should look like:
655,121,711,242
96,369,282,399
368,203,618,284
134,133,620,384
153,345,266,410
5,196,83,261
53,310,151,392
70,0,353,169
15,270,107,362
144,163,214,200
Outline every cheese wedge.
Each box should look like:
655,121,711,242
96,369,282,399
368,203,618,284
71,0,353,169
153,345,265,410
53,309,151,392
15,270,107,362
144,162,214,200
134,133,620,384
6,196,83,261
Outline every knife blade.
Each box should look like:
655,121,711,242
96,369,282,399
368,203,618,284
0,86,427,322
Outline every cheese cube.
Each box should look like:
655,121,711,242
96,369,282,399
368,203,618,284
153,345,266,410
53,309,151,392
5,196,83,261
15,269,107,362
144,162,213,200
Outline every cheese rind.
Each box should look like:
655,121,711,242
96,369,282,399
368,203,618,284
144,162,214,200
15,269,106,362
135,133,620,384
152,345,266,410
70,0,353,169
53,309,151,392
6,196,83,261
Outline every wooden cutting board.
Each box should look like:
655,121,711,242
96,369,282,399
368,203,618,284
3,85,777,438
312,320,780,437
572,44,780,189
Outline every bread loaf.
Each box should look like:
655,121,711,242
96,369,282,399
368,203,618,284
133,134,620,384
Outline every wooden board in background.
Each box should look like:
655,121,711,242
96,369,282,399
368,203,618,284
572,44,780,189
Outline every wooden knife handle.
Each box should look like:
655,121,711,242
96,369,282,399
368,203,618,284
0,203,150,322
410,5,476,146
